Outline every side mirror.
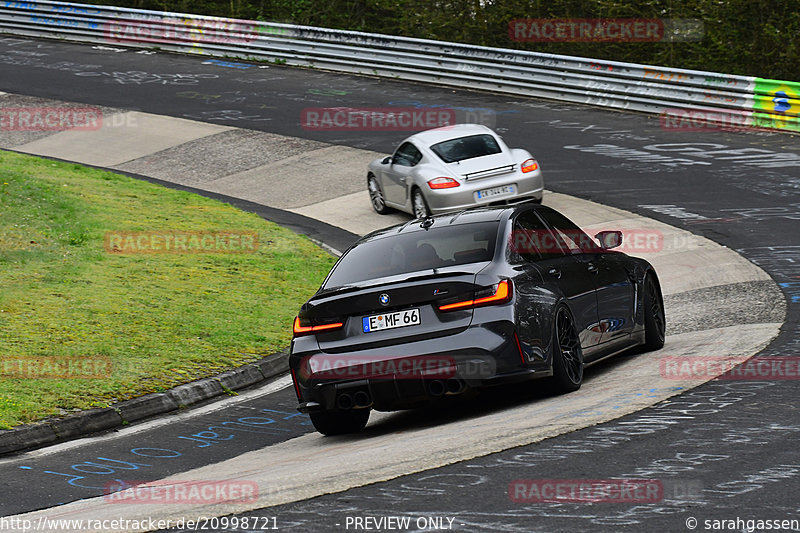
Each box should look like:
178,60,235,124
595,230,623,250
381,156,392,165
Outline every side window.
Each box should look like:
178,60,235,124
535,209,600,255
509,211,564,261
393,142,423,167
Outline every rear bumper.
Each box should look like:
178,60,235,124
290,320,546,412
425,171,544,215
296,366,545,414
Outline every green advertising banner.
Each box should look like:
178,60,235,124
752,78,800,132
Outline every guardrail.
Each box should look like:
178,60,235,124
1,0,798,132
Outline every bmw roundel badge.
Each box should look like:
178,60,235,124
379,293,390,306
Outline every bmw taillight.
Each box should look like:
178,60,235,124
292,316,344,337
427,177,460,189
439,280,512,312
521,159,539,173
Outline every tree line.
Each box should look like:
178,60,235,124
82,0,799,80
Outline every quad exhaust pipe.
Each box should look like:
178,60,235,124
428,378,465,397
336,390,372,410
353,390,371,408
336,393,354,410
428,379,445,397
336,379,465,409
445,378,465,394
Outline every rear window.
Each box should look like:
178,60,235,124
430,134,502,163
323,222,499,288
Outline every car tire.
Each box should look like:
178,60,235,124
412,188,431,218
643,273,666,351
310,408,370,436
368,174,391,215
550,305,583,393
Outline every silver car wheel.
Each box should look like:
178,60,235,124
368,175,389,214
412,189,430,218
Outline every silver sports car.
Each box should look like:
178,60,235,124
367,124,544,218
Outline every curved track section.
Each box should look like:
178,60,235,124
1,97,784,529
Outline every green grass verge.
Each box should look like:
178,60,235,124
0,151,336,429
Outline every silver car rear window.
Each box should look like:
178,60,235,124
430,134,502,163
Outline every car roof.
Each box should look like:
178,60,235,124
405,123,496,146
357,204,549,244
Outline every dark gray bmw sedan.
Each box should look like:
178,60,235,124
290,204,665,435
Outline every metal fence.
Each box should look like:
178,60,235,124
1,0,798,132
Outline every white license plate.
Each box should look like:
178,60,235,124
476,185,515,200
362,308,421,333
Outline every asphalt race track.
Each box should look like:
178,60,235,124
1,37,799,532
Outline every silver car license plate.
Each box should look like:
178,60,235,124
476,185,515,200
363,308,421,333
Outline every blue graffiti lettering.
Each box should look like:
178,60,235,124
778,281,800,303
51,5,101,14
262,408,311,424
177,430,236,448
30,15,99,29
70,458,151,474
176,413,310,447
202,59,251,70
130,447,182,458
42,470,124,489
5,2,36,9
